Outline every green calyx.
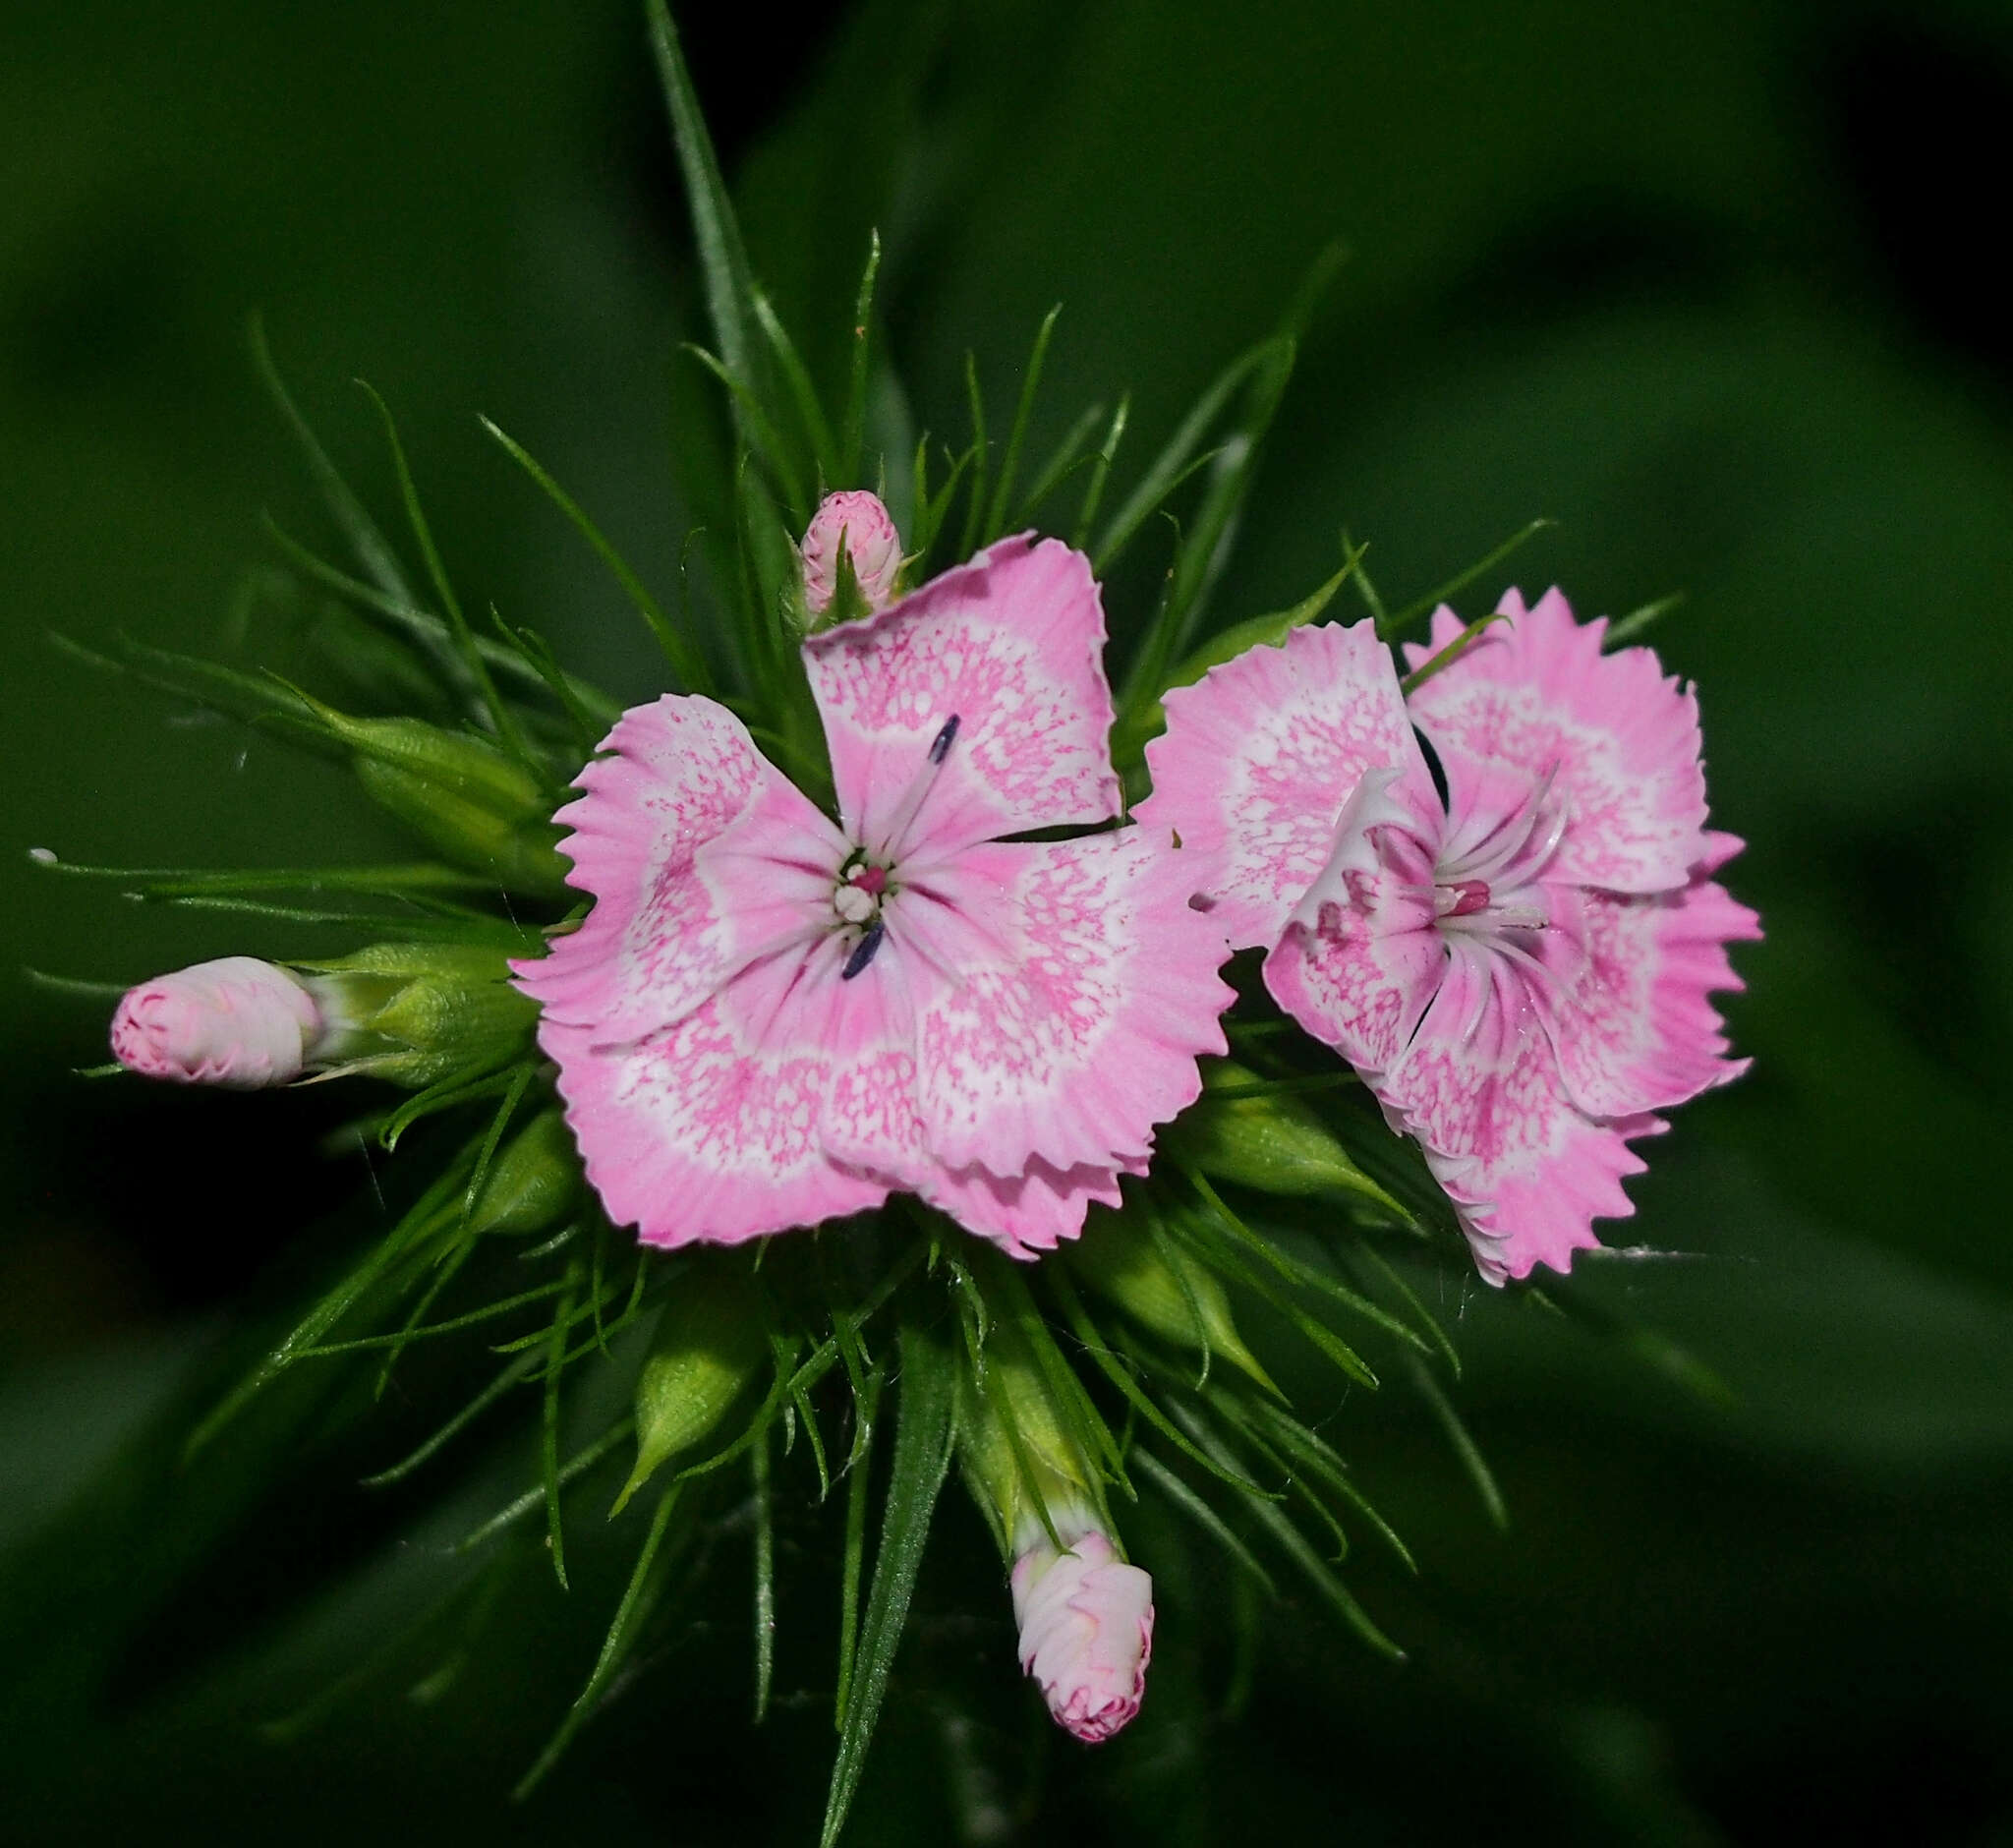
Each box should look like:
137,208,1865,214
295,942,538,1088
1065,1210,1275,1393
613,1260,770,1516
291,693,568,896
467,1108,580,1238
955,1315,1106,1557
1165,1059,1408,1218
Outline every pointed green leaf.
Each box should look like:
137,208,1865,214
820,1319,955,1848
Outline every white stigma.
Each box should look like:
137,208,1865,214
834,883,877,925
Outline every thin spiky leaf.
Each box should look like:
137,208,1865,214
983,303,1063,543
1380,516,1556,639
820,1318,955,1848
479,415,712,694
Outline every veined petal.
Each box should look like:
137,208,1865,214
911,830,1233,1178
1536,869,1762,1118
513,696,840,1040
802,534,1122,861
1138,619,1436,949
1262,777,1445,1076
1379,941,1650,1283
1405,589,1709,895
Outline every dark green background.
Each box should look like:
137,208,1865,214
5,1,2012,1841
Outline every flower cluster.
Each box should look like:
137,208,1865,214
53,30,1757,1821
101,491,1755,1745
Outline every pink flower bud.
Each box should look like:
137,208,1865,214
1009,1528,1155,1743
110,956,323,1088
800,490,901,615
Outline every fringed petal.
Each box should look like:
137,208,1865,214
1406,588,1710,895
1138,619,1435,949
803,534,1122,862
909,830,1233,1179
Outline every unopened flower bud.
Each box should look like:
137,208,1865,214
1011,1527,1154,1744
110,956,324,1088
1165,1059,1406,1217
614,1261,769,1513
468,1108,580,1237
800,490,901,619
293,942,539,1090
293,692,567,896
1065,1214,1273,1391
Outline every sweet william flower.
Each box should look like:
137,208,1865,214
1011,1526,1154,1744
801,489,902,617
1139,589,1759,1284
110,956,325,1088
516,534,1233,1256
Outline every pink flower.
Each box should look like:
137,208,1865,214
1138,588,1759,1284
801,489,902,616
516,534,1232,1256
110,955,325,1088
1010,1528,1154,1743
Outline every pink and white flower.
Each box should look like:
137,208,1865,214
800,489,903,616
1138,588,1758,1284
516,534,1232,1256
1010,1526,1154,1743
110,955,325,1088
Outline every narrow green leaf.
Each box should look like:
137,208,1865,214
354,381,533,767
648,0,762,401
1604,591,1686,648
752,287,838,484
1093,342,1279,574
820,1320,955,1848
456,1415,635,1554
250,313,414,605
954,352,988,561
358,1351,539,1488
513,1482,684,1799
682,345,807,526
984,303,1063,543
479,415,712,694
842,231,881,486
542,1260,584,1588
753,1423,776,1722
1012,398,1106,525
1070,395,1128,551
1399,608,1511,695
1408,1357,1508,1530
1046,1268,1276,1498
1132,1448,1279,1597
1381,517,1556,639
1172,1404,1406,1662
834,1362,886,1729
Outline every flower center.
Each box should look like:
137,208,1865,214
833,714,962,982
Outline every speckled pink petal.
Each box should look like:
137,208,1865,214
1261,768,1446,1077
514,695,841,1041
1378,941,1650,1283
538,938,889,1248
910,830,1233,1178
916,1157,1134,1260
802,534,1122,863
1137,620,1436,949
1535,868,1761,1119
1405,589,1708,895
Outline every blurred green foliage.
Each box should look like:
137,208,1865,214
4,0,2012,1841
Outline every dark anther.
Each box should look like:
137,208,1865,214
929,714,961,764
841,920,887,980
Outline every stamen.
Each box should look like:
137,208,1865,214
841,920,887,980
834,883,877,925
872,712,962,860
